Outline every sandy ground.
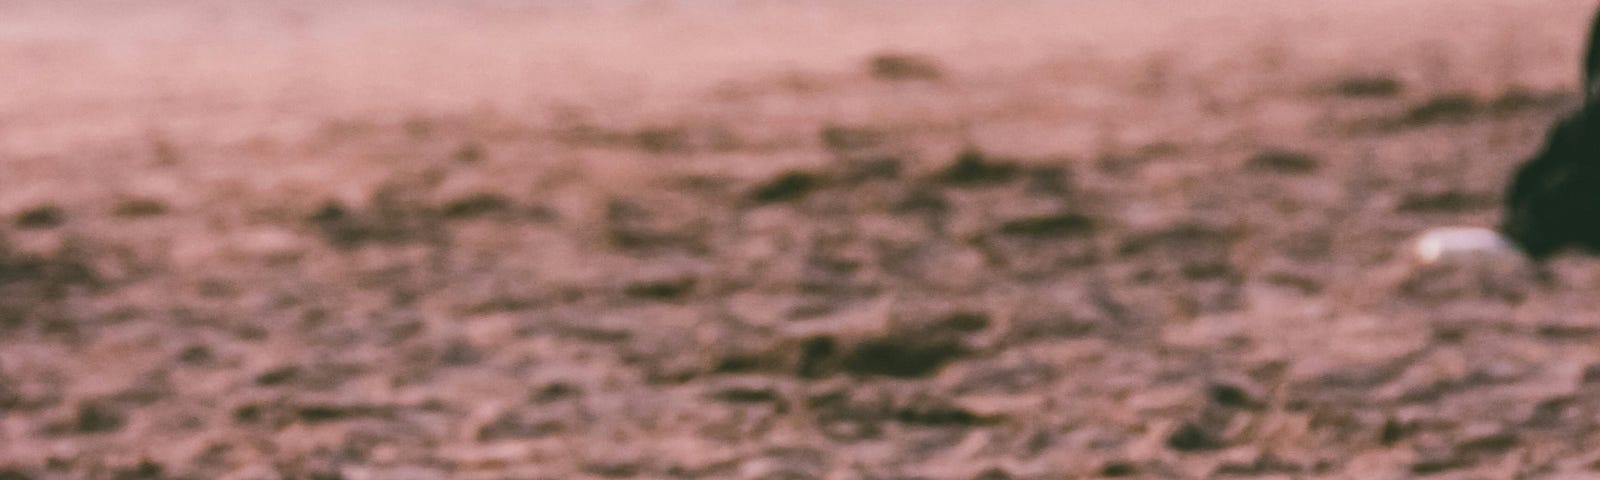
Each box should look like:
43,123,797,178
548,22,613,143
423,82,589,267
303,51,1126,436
5,1,1600,478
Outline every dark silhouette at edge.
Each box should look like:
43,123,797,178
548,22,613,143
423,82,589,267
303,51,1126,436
1500,6,1600,259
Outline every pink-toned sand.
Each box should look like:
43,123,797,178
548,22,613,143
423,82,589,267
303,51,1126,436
4,1,1600,478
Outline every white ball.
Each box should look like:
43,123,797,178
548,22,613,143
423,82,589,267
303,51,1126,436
1399,226,1538,302
1411,227,1517,264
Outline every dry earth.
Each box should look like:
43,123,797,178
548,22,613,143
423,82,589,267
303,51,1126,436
5,1,1600,478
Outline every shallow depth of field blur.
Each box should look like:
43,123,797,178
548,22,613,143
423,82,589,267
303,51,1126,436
6,1,1600,478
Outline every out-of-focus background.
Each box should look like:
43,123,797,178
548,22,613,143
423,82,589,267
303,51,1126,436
3,1,1600,478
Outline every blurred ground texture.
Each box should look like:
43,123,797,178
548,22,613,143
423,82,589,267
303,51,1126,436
5,1,1600,478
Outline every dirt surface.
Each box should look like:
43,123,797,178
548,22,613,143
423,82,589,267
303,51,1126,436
6,1,1600,478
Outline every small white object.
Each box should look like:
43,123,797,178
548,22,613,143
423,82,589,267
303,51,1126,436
1411,227,1517,264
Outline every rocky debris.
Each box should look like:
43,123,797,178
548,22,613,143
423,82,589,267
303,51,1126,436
935,149,1020,186
1099,461,1141,477
867,52,944,82
1328,74,1405,98
5,5,1599,478
1166,421,1227,452
1213,452,1306,476
1207,382,1265,410
14,205,64,229
72,401,126,434
1245,149,1321,175
749,171,822,204
476,409,567,442
820,125,889,152
111,198,170,218
604,198,709,255
438,192,512,219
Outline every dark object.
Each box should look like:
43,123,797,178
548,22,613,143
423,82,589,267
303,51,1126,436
440,192,511,219
1166,421,1225,452
177,345,214,365
796,336,838,379
893,403,988,426
997,213,1095,238
75,402,125,433
842,335,965,378
296,405,358,423
1379,418,1410,445
1401,94,1479,125
819,125,887,151
15,206,64,229
1501,7,1600,259
749,171,820,204
1588,5,1600,100
867,52,944,81
112,199,169,218
0,469,33,480
1502,109,1600,259
1331,75,1404,98
112,460,163,480
623,276,696,301
1213,453,1305,476
1410,457,1469,475
1245,149,1320,174
1208,383,1261,409
531,382,581,403
936,149,1019,185
1100,461,1139,477
254,365,301,386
